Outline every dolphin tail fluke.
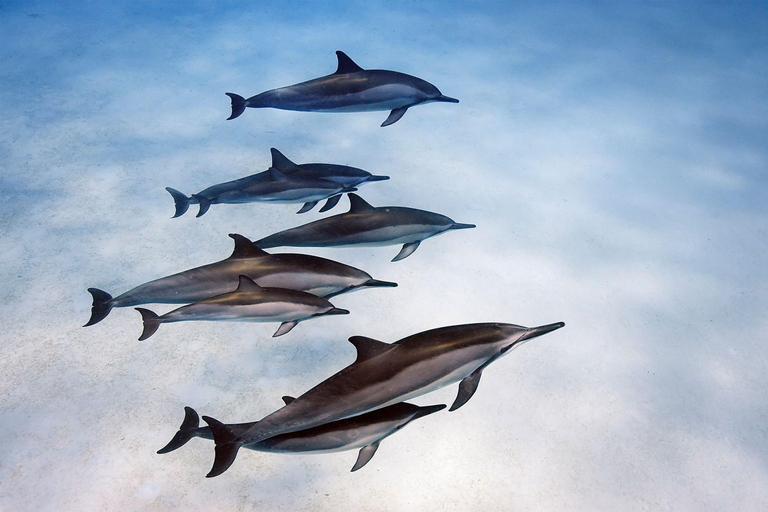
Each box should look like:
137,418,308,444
381,106,408,127
351,440,380,472
392,241,420,262
202,415,242,478
158,406,200,454
165,187,191,218
225,93,247,120
363,279,398,289
296,201,318,214
273,321,298,337
449,223,476,230
135,308,162,341
84,288,114,326
191,194,212,217
435,95,459,103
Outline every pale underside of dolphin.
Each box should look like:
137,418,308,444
204,321,565,476
158,400,445,474
84,233,396,327
226,51,459,127
166,148,389,217
255,193,476,262
135,275,349,340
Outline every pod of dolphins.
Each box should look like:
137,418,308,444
84,51,565,477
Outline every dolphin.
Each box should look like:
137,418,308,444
166,168,357,218
135,275,349,340
158,401,445,473
203,321,565,476
254,193,475,262
84,234,396,326
226,51,459,127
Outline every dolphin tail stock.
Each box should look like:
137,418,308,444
191,194,212,217
202,415,243,478
84,288,115,327
225,93,247,120
135,308,162,341
158,406,201,454
165,187,191,218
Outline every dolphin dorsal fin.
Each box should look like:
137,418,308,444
236,275,262,293
270,148,299,171
335,51,364,74
269,167,290,181
349,336,393,363
281,396,296,405
228,234,270,259
347,193,375,214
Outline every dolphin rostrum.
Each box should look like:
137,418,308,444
204,321,565,476
84,234,396,326
254,193,475,262
166,148,389,217
159,401,445,473
135,275,349,340
226,51,459,127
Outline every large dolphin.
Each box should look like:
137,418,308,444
165,148,389,217
254,193,475,262
159,401,445,473
226,51,459,127
135,275,349,339
84,234,396,326
204,321,565,476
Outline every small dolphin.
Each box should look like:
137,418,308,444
254,193,475,262
166,148,389,217
226,51,458,127
159,401,445,473
135,275,349,340
204,321,564,476
84,234,396,326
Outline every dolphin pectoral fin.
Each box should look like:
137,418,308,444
273,321,298,337
296,201,318,214
351,441,380,472
381,106,408,127
449,368,483,412
226,93,247,120
202,416,242,478
165,187,191,218
191,194,212,217
84,288,114,326
158,406,200,454
319,194,342,213
135,308,162,341
392,241,420,262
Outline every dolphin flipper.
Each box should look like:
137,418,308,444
158,406,200,454
381,106,408,127
191,194,212,217
273,321,298,337
392,241,420,262
135,308,162,341
226,93,247,120
351,440,380,472
449,368,483,411
202,416,242,478
84,288,114,326
165,187,191,218
297,201,318,214
319,194,342,213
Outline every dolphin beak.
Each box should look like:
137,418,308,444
435,95,459,103
367,175,390,182
324,308,350,316
449,223,476,230
519,322,565,341
363,279,398,288
414,404,447,419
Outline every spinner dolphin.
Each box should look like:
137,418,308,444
226,51,458,127
84,234,396,326
159,401,445,473
203,321,565,476
254,193,475,262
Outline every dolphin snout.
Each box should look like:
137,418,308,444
435,95,459,103
367,175,390,182
449,223,476,230
519,322,565,341
414,404,447,419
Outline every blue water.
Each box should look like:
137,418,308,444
2,1,767,510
